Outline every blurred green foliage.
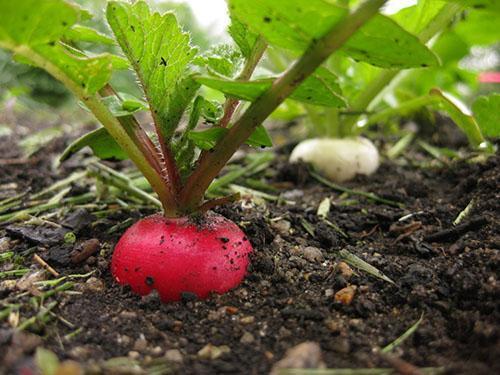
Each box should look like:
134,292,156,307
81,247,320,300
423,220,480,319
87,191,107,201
0,0,215,107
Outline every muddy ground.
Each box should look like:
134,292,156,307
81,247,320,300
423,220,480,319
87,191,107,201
0,111,499,374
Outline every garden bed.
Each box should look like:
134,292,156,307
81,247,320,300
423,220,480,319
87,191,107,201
1,120,498,374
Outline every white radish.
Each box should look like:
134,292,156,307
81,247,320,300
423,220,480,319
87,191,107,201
289,137,380,182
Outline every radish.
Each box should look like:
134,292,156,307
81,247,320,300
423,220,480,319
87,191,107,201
3,0,389,302
289,137,380,182
111,213,252,301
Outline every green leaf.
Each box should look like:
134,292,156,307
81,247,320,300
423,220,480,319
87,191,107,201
106,1,199,141
228,0,438,68
472,94,500,138
196,67,346,107
443,0,500,12
0,0,115,95
432,31,469,64
63,25,115,45
0,0,79,46
201,99,224,123
430,88,486,148
246,124,273,148
454,9,500,46
60,127,128,162
291,67,346,107
101,95,148,117
197,77,270,101
187,127,228,150
343,15,439,68
392,0,447,35
228,16,258,58
195,44,243,78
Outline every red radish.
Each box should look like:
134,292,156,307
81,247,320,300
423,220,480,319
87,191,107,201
111,212,253,302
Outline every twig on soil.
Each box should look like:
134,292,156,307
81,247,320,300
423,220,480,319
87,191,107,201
424,216,487,243
310,171,404,208
398,211,424,222
33,254,59,277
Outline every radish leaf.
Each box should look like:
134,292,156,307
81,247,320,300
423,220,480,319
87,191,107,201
63,25,115,45
60,127,128,162
246,125,273,148
228,0,438,68
443,0,500,12
188,128,228,150
195,44,243,78
0,0,115,95
106,1,199,141
101,95,148,117
228,17,258,58
197,67,346,107
472,94,500,138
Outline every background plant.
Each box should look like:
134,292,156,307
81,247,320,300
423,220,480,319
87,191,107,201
1,0,498,217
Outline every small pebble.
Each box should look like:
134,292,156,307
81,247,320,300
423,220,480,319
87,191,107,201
165,349,183,363
334,285,357,305
337,261,354,279
197,343,230,360
300,246,324,263
270,342,325,374
151,346,163,356
282,189,304,200
128,351,140,360
133,335,148,352
324,319,343,333
240,316,255,325
119,311,138,319
69,346,91,360
240,331,255,344
84,277,105,293
271,220,291,235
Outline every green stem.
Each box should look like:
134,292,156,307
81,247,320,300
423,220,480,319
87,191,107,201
366,94,439,126
345,2,463,134
12,46,176,215
180,0,387,211
219,36,268,128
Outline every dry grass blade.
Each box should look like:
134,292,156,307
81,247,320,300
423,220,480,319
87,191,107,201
381,313,424,354
339,249,395,284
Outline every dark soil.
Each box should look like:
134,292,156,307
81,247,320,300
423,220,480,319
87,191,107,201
0,117,499,374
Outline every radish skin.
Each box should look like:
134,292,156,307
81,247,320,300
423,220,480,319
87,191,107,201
111,213,253,301
289,137,380,182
